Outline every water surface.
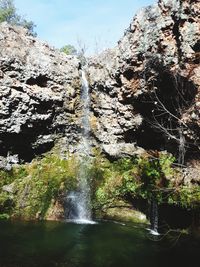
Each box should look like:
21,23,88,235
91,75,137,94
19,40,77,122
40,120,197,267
0,220,199,267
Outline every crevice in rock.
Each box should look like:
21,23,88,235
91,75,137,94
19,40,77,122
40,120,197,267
0,129,55,162
26,75,49,87
123,69,134,80
10,85,25,92
0,113,66,163
192,40,200,52
172,16,182,63
35,101,56,115
123,129,138,143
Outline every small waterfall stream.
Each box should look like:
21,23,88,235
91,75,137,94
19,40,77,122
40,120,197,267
150,199,159,235
66,69,94,224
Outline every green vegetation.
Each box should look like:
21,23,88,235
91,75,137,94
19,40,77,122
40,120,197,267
168,186,200,209
0,0,36,36
91,152,200,211
0,151,199,221
60,44,77,55
0,154,79,220
91,153,170,209
60,43,87,65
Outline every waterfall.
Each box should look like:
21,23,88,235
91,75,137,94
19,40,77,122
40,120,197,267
150,199,159,235
65,69,95,224
80,70,91,155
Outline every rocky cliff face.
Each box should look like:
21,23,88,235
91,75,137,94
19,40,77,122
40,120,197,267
88,0,200,163
0,0,199,169
0,0,199,226
0,22,82,168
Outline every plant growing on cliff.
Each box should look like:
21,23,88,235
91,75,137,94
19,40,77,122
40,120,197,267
0,0,36,36
92,152,200,211
1,152,199,221
60,44,77,55
137,153,175,202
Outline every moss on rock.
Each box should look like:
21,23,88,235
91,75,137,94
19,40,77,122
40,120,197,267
0,151,199,225
95,200,148,224
0,154,79,220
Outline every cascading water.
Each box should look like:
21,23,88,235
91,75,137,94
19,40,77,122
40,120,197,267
149,199,159,235
65,69,95,224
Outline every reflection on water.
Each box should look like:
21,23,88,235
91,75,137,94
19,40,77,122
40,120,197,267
0,220,199,267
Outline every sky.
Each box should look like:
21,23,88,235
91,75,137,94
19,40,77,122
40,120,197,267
15,0,155,55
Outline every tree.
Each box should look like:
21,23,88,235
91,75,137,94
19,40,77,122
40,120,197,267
0,0,16,23
60,45,77,55
18,19,36,36
0,0,36,36
141,57,197,166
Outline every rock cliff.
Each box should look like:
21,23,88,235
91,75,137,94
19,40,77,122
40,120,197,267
0,0,200,172
0,22,82,168
0,0,199,226
88,0,200,164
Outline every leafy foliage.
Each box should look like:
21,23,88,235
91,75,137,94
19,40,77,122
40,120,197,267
0,0,36,36
0,151,199,221
92,152,200,210
60,44,77,55
168,186,200,209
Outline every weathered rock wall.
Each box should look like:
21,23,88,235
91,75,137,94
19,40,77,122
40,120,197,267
0,0,199,168
88,0,200,163
0,0,199,226
0,23,82,168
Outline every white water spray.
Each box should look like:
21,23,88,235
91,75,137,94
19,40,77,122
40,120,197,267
66,70,95,224
149,200,160,236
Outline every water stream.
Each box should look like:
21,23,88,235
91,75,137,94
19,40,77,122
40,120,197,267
66,70,94,224
150,199,159,236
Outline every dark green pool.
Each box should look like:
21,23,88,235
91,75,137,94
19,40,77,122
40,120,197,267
0,220,199,267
